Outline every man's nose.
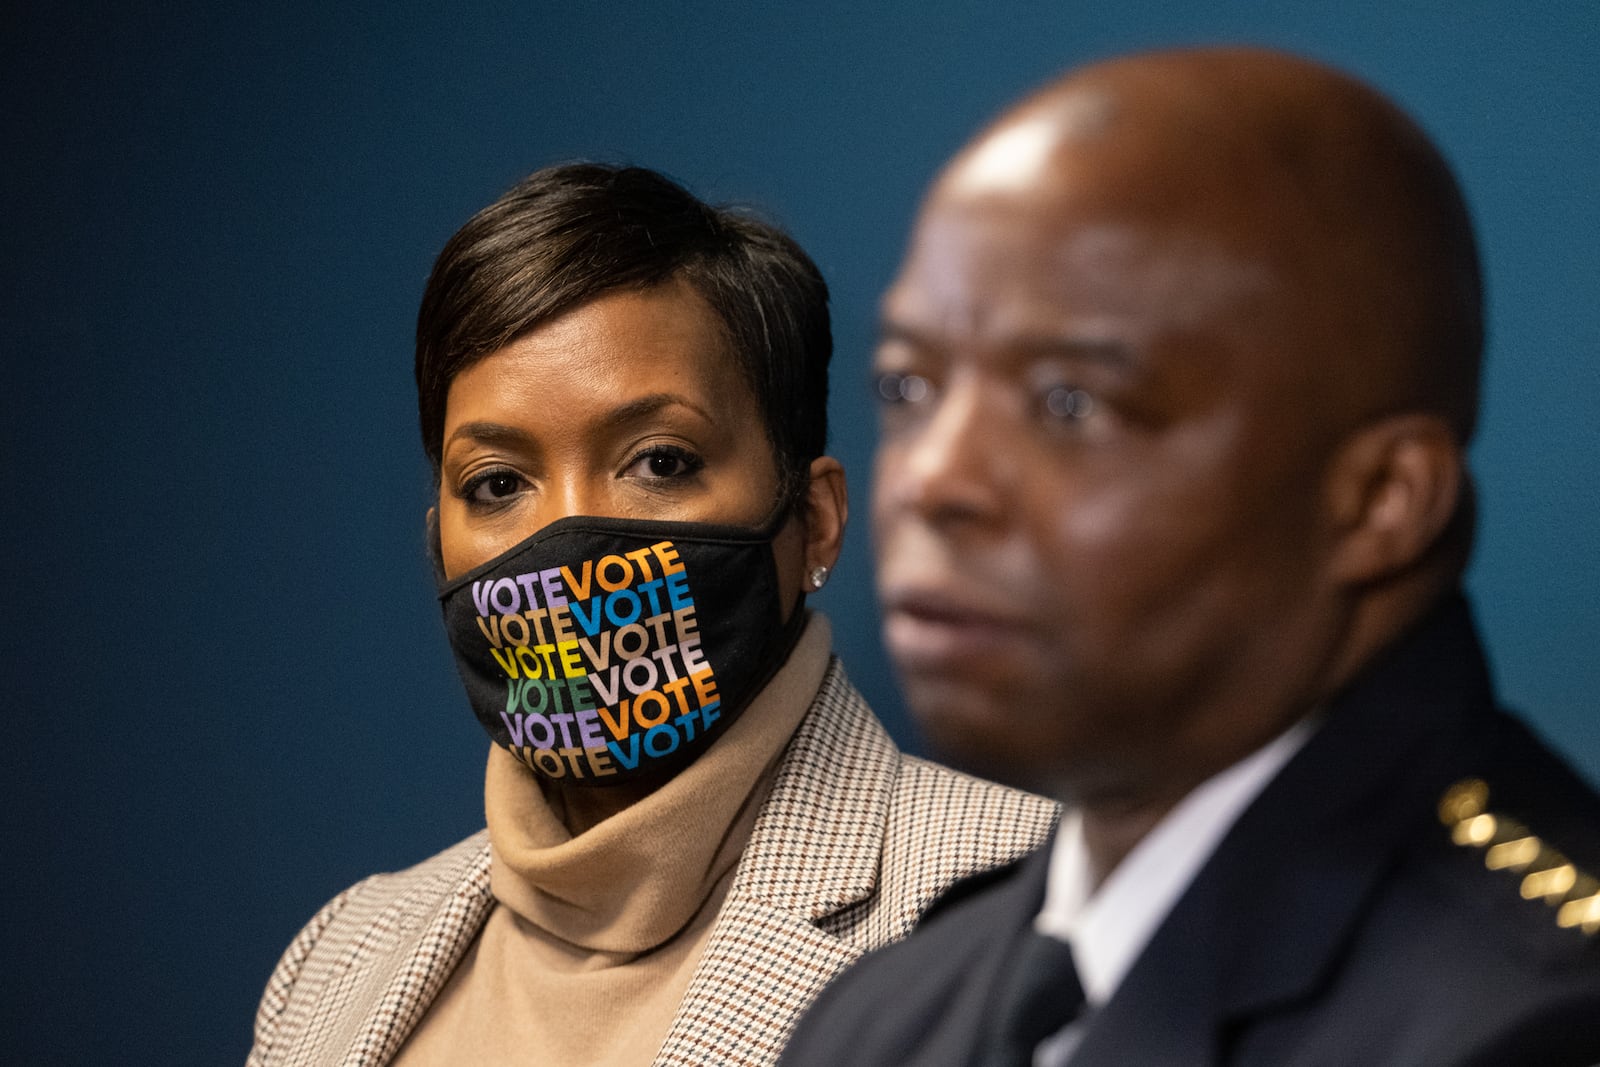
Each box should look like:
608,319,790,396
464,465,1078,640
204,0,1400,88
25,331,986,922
886,379,1012,527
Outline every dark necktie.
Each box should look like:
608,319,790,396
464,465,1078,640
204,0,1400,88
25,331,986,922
983,930,1086,1067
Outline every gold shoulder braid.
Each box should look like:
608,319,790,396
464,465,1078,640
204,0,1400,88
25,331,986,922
1439,779,1600,936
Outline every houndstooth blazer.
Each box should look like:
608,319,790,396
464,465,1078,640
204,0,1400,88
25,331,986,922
247,660,1059,1066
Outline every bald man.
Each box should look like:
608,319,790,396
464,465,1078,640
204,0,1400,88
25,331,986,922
780,47,1600,1066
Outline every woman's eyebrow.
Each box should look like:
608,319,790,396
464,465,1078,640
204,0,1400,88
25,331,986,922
602,391,717,429
444,394,718,454
445,420,533,451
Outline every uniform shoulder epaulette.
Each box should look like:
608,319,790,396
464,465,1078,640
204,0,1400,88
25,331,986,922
1439,778,1600,936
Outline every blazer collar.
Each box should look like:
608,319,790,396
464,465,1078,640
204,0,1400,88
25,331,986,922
726,657,898,919
652,659,902,1064
341,836,495,1066
1069,594,1495,1064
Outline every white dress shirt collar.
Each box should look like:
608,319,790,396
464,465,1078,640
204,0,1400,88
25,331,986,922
1034,718,1317,1009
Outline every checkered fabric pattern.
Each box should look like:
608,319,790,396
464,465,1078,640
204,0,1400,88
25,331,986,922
247,659,1060,1066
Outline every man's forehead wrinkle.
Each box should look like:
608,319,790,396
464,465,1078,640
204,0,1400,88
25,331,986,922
898,204,1278,349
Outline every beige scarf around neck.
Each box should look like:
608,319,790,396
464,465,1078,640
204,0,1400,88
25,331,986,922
393,614,831,1066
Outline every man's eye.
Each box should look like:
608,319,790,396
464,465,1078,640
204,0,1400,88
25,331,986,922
875,372,933,405
1044,386,1095,421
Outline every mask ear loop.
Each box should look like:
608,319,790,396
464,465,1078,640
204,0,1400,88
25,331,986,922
768,464,819,621
762,448,831,536
425,507,448,586
766,482,815,685
752,469,807,540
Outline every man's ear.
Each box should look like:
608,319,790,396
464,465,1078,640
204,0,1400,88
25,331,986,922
801,456,849,583
1322,414,1464,586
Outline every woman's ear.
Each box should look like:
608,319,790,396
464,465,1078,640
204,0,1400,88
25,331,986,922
800,456,848,590
1323,414,1464,587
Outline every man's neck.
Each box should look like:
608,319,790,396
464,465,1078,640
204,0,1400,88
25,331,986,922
1078,788,1191,890
1072,718,1314,888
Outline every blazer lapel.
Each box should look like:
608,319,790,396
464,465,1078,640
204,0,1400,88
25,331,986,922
332,840,495,1066
654,660,897,1065
653,899,868,1066
1066,796,1404,1066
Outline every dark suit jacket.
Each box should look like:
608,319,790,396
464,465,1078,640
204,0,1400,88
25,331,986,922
781,597,1600,1066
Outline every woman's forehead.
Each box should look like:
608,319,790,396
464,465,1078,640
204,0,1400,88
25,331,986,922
443,282,758,437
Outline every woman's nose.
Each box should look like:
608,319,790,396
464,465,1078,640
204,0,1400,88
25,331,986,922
541,479,600,528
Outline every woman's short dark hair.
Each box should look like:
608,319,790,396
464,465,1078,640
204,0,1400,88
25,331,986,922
415,163,831,499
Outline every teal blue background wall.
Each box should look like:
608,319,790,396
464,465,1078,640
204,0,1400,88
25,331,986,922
5,3,1596,1062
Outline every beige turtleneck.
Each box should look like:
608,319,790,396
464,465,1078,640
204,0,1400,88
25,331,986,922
393,614,832,1066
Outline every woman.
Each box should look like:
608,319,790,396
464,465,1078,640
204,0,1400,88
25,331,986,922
247,164,1057,1066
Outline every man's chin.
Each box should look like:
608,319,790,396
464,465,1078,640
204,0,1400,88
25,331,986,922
903,676,1062,791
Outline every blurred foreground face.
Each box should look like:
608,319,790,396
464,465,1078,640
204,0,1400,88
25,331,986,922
871,100,1338,795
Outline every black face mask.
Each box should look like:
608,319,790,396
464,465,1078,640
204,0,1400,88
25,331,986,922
436,510,804,787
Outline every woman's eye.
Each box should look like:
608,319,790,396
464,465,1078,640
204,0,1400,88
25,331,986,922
1044,385,1095,421
874,371,933,406
625,447,703,481
464,470,525,504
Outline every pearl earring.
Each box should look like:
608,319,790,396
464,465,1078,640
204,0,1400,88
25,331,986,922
808,565,829,590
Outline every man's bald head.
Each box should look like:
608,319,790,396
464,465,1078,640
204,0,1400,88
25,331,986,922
874,48,1483,800
936,47,1482,442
